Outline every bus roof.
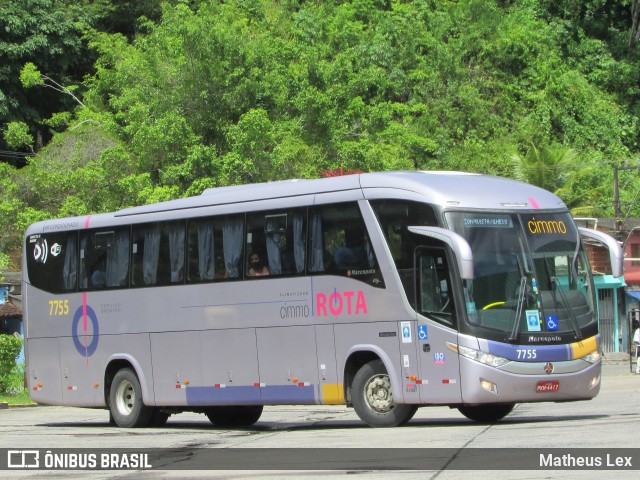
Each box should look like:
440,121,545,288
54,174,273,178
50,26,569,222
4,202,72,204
113,170,566,217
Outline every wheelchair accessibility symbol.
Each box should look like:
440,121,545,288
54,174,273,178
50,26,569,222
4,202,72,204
418,325,428,341
545,315,559,331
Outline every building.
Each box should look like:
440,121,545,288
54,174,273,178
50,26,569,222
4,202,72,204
1,272,23,364
575,218,636,354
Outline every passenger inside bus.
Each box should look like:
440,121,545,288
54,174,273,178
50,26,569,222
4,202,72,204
90,255,106,289
248,252,270,277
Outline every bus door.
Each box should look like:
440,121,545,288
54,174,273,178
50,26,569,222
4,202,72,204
414,247,462,404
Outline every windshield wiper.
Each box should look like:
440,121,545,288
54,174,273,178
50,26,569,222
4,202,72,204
509,275,527,342
551,275,583,340
543,257,582,339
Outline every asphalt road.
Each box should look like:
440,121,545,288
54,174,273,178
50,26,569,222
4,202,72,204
0,363,639,479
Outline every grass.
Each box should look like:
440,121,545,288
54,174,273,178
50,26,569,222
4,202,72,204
0,388,35,405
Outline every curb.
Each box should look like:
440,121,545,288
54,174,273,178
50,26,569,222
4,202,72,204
0,402,37,409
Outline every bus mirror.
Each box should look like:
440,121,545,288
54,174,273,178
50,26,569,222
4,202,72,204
578,227,624,278
408,226,474,280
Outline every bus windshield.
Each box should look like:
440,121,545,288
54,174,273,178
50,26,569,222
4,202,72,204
445,212,596,342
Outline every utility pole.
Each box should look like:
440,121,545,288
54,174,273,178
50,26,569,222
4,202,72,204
614,163,621,238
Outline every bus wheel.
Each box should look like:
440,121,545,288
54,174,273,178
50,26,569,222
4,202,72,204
205,406,263,427
109,368,153,428
352,359,417,427
457,403,515,423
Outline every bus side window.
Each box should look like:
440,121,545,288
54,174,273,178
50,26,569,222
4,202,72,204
131,221,184,287
416,247,455,327
308,203,380,286
25,232,78,293
187,218,216,282
186,215,244,282
370,199,439,298
245,209,306,278
80,228,130,290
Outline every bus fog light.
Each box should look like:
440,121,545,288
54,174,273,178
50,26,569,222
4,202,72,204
589,374,600,390
480,378,498,395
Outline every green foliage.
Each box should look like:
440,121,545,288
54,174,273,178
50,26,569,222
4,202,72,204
19,63,45,89
2,0,640,255
0,252,9,282
512,142,579,193
0,334,22,394
0,0,96,156
3,122,33,150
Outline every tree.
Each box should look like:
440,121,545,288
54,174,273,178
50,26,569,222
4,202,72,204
2,0,640,266
632,0,640,47
512,142,580,194
0,0,94,161
0,0,168,163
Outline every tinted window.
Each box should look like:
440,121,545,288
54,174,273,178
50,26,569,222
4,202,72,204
246,209,306,278
79,228,130,290
371,200,439,269
308,203,383,288
26,232,78,293
371,200,438,297
132,221,185,287
187,215,244,282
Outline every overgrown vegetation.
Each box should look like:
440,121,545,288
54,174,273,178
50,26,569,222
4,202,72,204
0,334,23,395
2,0,640,266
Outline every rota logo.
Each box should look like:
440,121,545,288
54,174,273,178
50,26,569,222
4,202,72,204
316,290,368,317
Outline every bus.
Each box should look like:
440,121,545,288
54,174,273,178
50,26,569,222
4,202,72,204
22,171,623,428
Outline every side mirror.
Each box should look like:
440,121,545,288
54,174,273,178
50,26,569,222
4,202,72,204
578,227,624,278
408,226,474,280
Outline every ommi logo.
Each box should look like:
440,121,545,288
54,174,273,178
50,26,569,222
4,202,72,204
527,218,567,235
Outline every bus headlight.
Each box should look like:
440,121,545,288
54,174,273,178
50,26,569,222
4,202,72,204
457,345,510,367
582,351,601,364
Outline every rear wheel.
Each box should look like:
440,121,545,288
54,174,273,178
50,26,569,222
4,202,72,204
109,368,153,428
205,405,264,427
457,403,515,423
351,359,417,427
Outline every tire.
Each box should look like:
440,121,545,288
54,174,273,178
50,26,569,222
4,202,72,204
457,403,515,423
109,368,153,428
351,359,418,427
205,406,264,427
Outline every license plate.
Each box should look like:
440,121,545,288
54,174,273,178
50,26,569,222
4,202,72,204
536,380,560,393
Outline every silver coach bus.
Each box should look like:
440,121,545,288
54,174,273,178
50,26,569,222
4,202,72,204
23,171,623,427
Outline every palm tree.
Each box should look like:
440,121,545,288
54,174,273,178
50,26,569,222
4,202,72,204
512,142,605,215
511,142,579,194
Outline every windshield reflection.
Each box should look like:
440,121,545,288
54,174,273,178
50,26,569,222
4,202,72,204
446,212,595,341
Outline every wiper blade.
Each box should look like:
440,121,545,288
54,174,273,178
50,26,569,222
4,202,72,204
543,257,582,340
551,276,583,340
509,276,527,341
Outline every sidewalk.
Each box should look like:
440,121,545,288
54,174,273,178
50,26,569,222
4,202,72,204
602,351,636,365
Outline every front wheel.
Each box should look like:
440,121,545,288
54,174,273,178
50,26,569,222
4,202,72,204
109,368,153,428
457,403,515,423
351,359,417,427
